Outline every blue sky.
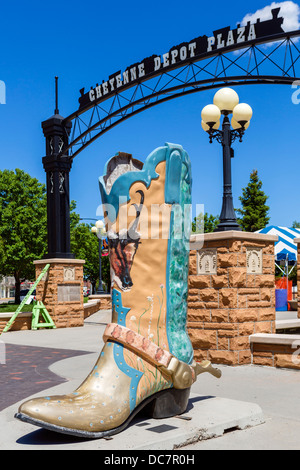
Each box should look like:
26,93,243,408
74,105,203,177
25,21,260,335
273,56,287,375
1,0,300,227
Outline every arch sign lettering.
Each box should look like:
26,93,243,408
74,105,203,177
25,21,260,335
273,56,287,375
80,7,286,111
59,7,300,159
42,6,300,258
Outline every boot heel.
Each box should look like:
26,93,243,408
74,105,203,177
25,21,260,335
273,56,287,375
144,387,190,419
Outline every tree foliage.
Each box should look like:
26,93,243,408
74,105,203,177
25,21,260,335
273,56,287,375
292,220,300,229
0,169,47,302
192,212,220,233
70,206,110,293
0,170,111,302
236,169,270,232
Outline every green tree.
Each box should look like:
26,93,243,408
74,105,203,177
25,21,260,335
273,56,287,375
292,220,300,229
0,168,111,302
192,212,220,233
0,236,5,268
70,210,110,293
236,169,270,232
0,169,47,303
70,200,80,230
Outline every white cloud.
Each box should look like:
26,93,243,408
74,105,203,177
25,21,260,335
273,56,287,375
240,1,300,32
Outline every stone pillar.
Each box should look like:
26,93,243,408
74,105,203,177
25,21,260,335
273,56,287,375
187,231,277,366
34,258,85,328
42,114,73,259
294,238,300,319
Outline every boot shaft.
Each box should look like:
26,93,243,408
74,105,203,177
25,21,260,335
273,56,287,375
99,143,193,365
15,144,222,439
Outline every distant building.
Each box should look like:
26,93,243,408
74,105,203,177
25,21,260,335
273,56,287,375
0,276,35,299
0,276,15,299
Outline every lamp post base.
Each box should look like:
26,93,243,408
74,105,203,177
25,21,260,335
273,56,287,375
96,287,107,295
214,220,242,232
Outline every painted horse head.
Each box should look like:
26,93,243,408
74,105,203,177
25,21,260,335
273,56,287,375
108,190,144,291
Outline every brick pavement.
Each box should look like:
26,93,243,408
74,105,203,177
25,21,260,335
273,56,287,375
0,343,90,411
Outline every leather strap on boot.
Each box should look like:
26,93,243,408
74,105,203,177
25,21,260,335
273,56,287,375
103,323,221,389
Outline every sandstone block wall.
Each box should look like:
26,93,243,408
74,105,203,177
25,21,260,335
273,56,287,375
252,342,300,368
251,334,300,369
187,231,277,366
84,300,101,319
0,313,32,334
99,295,112,310
89,294,112,310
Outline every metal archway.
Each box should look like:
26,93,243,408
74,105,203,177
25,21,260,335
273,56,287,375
42,7,300,258
63,14,300,159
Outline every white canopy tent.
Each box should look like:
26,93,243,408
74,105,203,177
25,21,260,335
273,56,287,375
257,225,300,262
257,226,299,308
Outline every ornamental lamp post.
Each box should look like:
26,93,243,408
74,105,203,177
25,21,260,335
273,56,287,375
201,87,253,232
91,220,107,294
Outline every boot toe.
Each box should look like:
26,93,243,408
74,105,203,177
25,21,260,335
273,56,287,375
17,395,66,426
16,392,131,436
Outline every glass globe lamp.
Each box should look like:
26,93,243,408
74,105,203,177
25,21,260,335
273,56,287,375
213,88,239,114
201,104,221,127
232,103,253,127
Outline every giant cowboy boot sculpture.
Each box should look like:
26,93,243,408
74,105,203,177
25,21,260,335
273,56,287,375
16,143,221,438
